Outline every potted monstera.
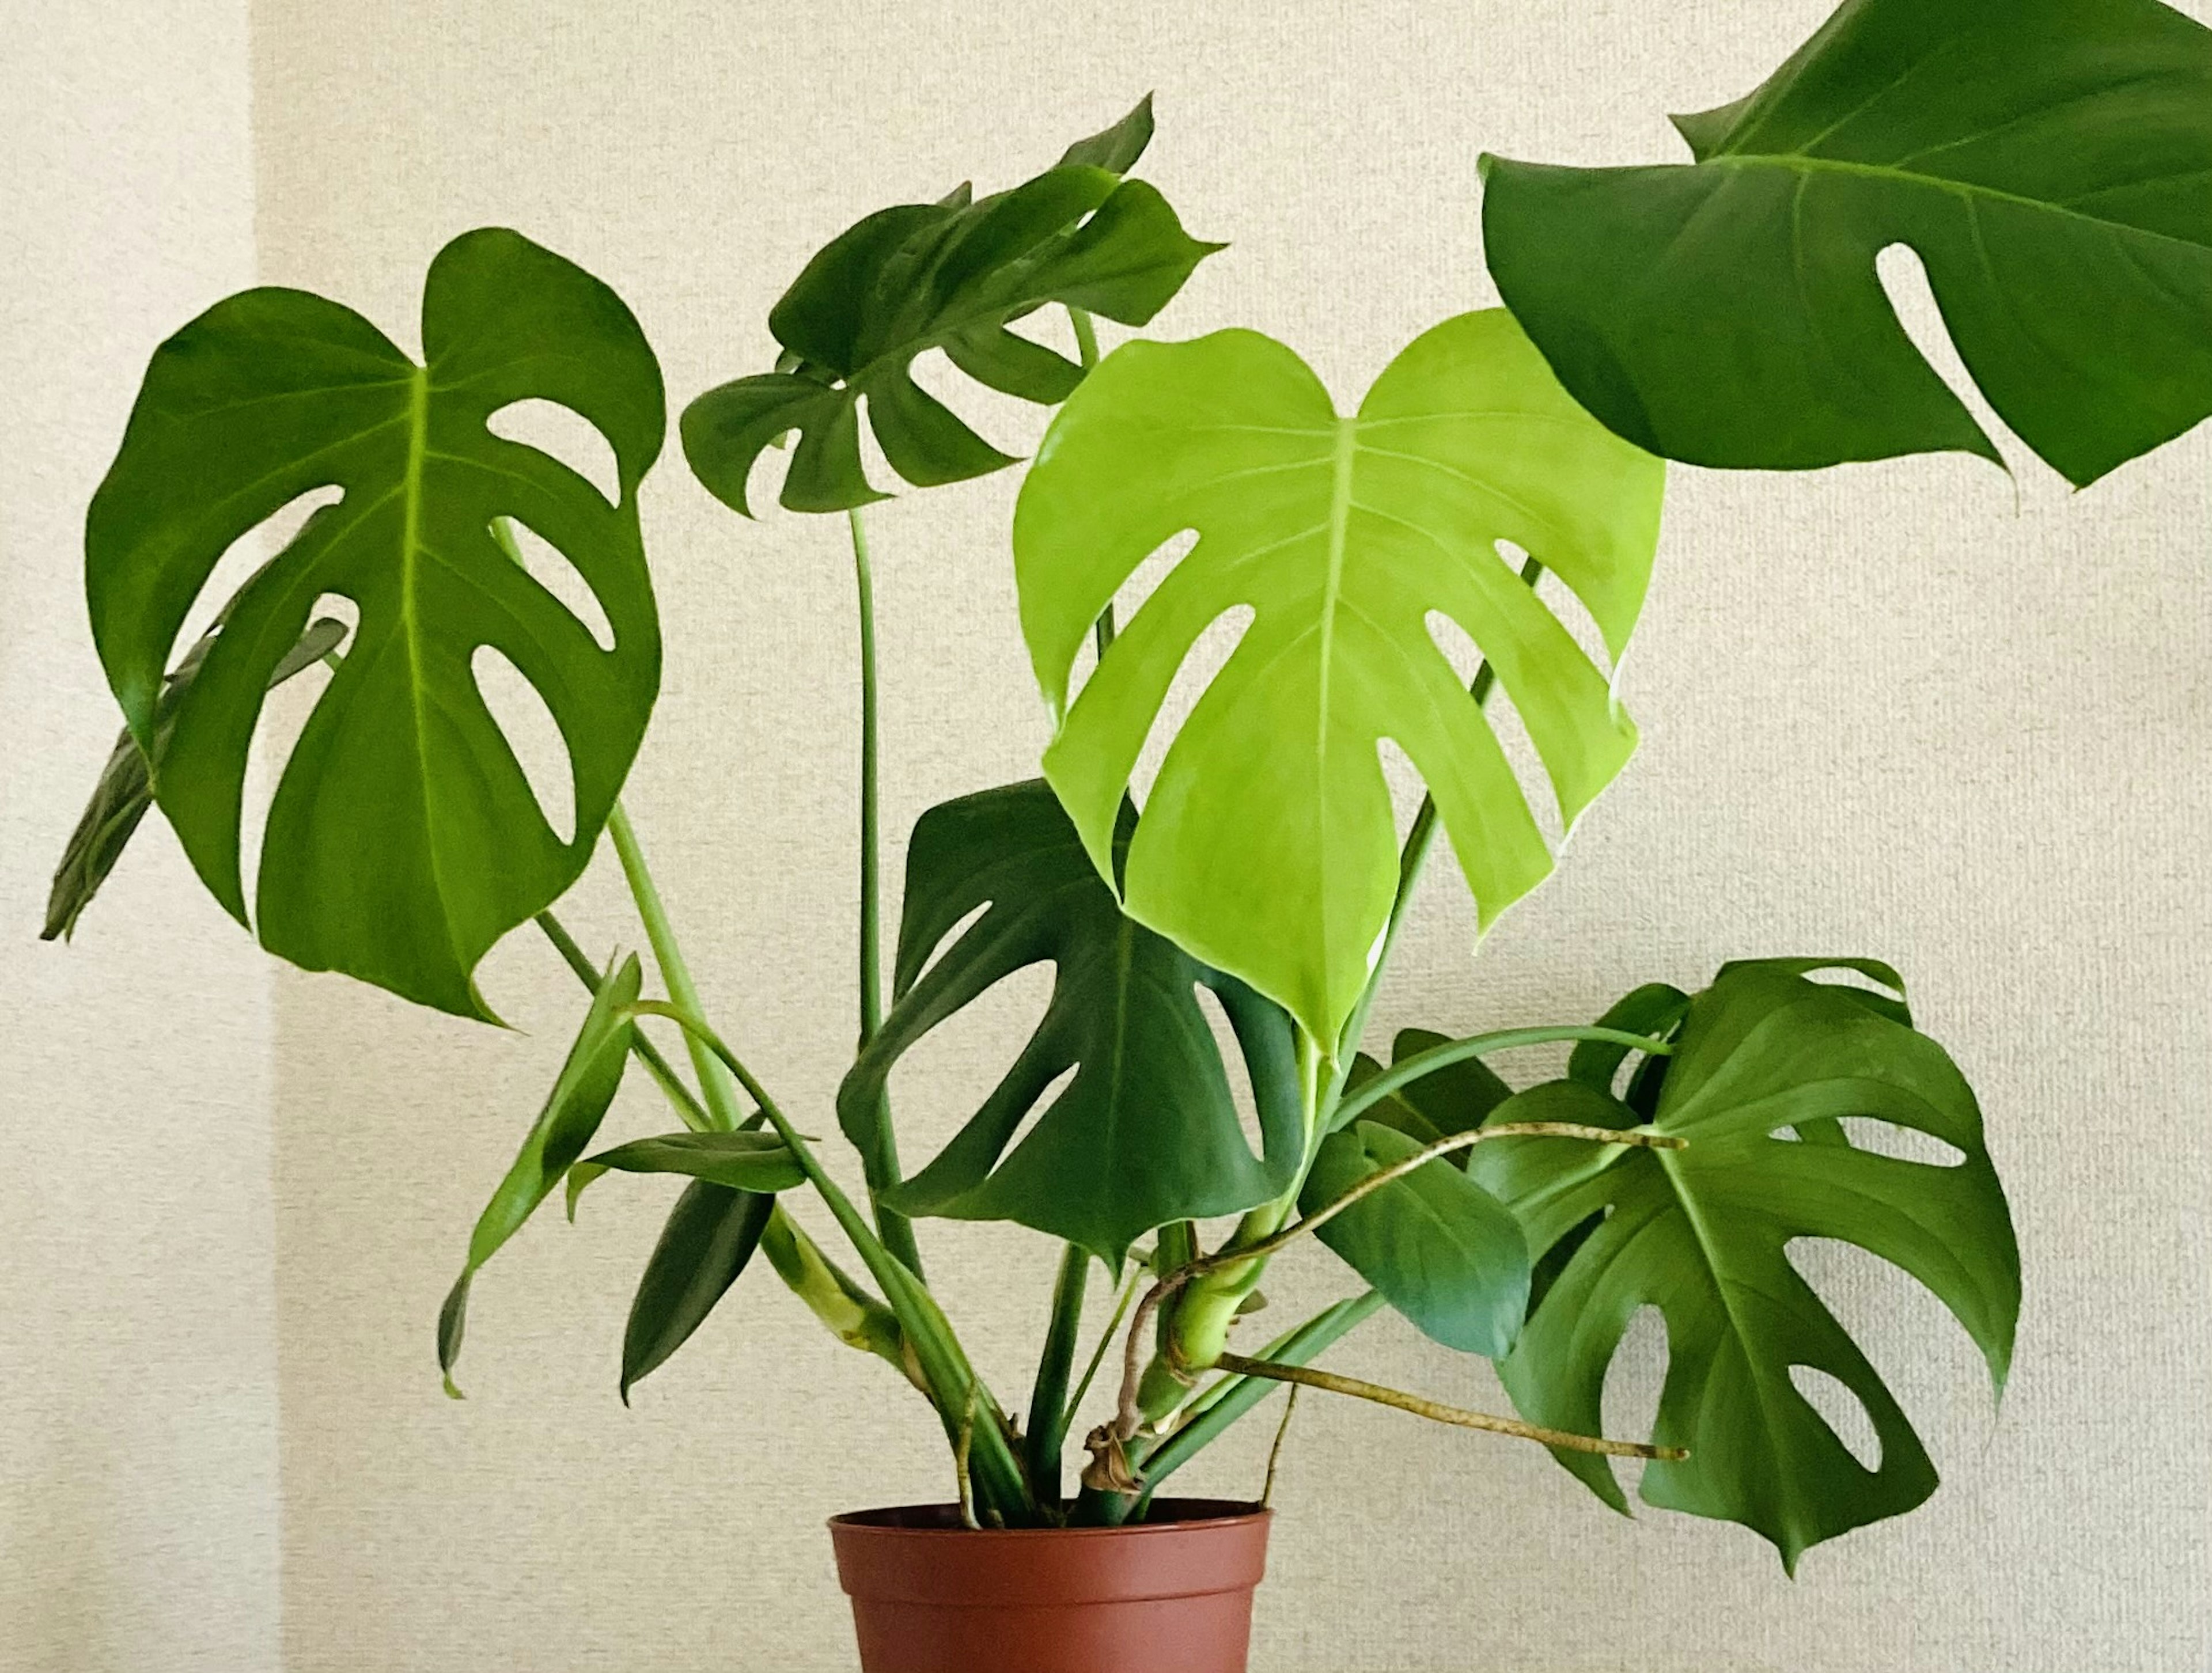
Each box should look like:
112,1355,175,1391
46,0,2209,1668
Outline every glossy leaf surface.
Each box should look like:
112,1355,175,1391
88,227,665,1018
1016,310,1665,1043
437,954,641,1394
1485,963,2020,1570
1300,1118,1531,1357
44,606,346,941
838,779,1303,1266
575,1130,806,1195
1482,0,2212,485
683,99,1216,515
619,1181,777,1401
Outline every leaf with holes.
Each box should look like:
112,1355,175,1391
836,779,1304,1266
1480,0,2212,485
86,227,665,1019
436,953,641,1396
1299,1118,1531,1356
1480,962,2019,1572
681,98,1218,515
1015,310,1665,1045
45,591,347,942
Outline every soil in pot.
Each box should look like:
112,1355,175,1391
829,1498,1272,1673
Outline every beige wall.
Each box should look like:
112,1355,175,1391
8,2,2209,1669
1,2,282,1670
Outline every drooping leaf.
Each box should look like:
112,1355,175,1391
1480,0,2212,486
1015,310,1666,1044
44,597,347,942
574,1130,806,1197
1484,962,2020,1571
437,953,642,1395
836,779,1304,1266
88,227,665,1019
681,100,1218,516
619,1181,777,1402
1299,1118,1531,1357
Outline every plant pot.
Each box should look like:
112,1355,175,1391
829,1499,1272,1673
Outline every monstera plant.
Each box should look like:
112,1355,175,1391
43,0,2211,1663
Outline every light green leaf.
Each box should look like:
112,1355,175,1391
619,1181,778,1402
86,227,665,1019
574,1130,806,1196
1480,0,2212,486
1300,1119,1531,1357
1015,311,1665,1044
437,953,642,1395
44,599,347,943
838,779,1304,1267
1487,962,2020,1571
682,102,1217,515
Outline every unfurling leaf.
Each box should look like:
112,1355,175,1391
437,954,642,1395
838,779,1304,1267
1016,310,1665,1045
1485,962,2018,1571
681,98,1218,516
88,227,665,1019
45,600,347,942
1300,1119,1531,1357
1481,0,2212,486
620,1181,778,1402
574,1129,806,1197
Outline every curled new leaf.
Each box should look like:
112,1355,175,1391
574,1130,806,1197
1481,0,2212,485
437,953,641,1395
88,227,665,1018
1483,962,2020,1571
838,779,1304,1266
681,98,1218,516
1016,310,1665,1044
619,1181,778,1402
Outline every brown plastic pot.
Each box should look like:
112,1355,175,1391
829,1499,1271,1673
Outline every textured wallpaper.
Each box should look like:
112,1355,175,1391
8,1,2207,1669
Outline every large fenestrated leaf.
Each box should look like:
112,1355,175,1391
836,779,1304,1266
44,600,346,942
437,953,642,1395
1014,310,1666,1045
1480,0,2212,487
681,99,1217,516
86,227,665,1019
1482,963,2020,1572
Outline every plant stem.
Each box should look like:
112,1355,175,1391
605,805,747,1135
538,909,912,1378
1025,1242,1092,1506
1260,1385,1300,1507
631,1000,1031,1521
846,506,924,1279
1069,305,1102,373
1211,1351,1684,1460
535,911,713,1133
1065,1260,1142,1432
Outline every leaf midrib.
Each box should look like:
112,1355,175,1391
396,365,467,982
1709,151,2212,255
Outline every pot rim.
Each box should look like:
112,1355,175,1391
828,1497,1269,1539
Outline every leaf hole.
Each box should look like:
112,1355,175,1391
1373,737,1425,850
908,344,1035,462
906,901,993,997
1004,1064,1081,1165
239,589,358,908
1789,1364,1883,1472
1193,981,1264,1166
180,485,343,659
1601,1303,1668,1479
1835,1118,1967,1168
470,645,576,844
495,517,616,653
1532,561,1618,681
1128,599,1252,807
891,961,1056,1175
1105,528,1198,646
486,398,622,507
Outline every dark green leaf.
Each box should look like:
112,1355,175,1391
1487,962,2020,1570
44,601,347,942
619,1181,777,1402
1058,94,1155,173
575,1129,806,1196
88,228,665,1018
437,953,642,1394
1298,1120,1531,1357
1387,1026,1515,1137
682,118,1218,516
1480,0,2212,486
1565,982,1688,1097
838,779,1304,1266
